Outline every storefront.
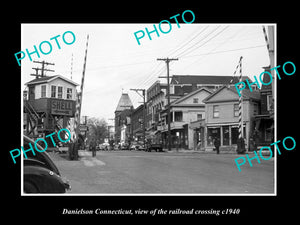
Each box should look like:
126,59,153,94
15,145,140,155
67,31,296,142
205,123,246,150
161,126,189,149
190,119,205,150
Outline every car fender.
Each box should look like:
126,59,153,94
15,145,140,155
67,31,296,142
24,165,66,193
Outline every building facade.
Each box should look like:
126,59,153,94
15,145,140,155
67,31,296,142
114,93,133,144
24,75,78,142
253,67,274,147
203,86,260,152
160,88,212,149
131,104,144,142
146,81,167,144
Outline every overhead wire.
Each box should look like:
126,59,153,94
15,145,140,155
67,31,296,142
176,25,230,59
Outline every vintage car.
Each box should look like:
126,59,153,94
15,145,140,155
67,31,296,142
146,143,163,152
23,135,71,193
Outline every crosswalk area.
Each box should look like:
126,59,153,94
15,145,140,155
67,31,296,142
79,151,106,167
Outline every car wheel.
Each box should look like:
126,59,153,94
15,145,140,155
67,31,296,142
24,181,39,193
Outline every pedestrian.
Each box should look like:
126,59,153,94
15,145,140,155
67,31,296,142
214,137,221,154
91,138,96,157
237,137,246,154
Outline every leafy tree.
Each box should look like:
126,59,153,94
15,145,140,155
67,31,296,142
86,117,108,144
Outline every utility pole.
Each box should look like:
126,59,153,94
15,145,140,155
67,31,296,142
157,58,178,151
130,88,146,149
30,60,55,78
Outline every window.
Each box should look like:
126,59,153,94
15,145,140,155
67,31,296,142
193,98,199,103
234,104,239,117
213,105,219,118
58,86,63,99
174,111,183,121
51,85,56,98
67,88,72,99
197,114,202,121
207,127,220,146
267,95,273,111
253,103,258,115
41,85,46,98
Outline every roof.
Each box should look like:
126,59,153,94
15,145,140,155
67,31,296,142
115,93,133,112
171,87,213,105
171,75,252,85
25,75,79,86
203,85,260,103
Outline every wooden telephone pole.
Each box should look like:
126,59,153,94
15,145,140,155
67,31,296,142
130,88,146,149
157,58,178,151
30,60,55,78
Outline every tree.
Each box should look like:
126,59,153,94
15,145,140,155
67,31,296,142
87,117,108,145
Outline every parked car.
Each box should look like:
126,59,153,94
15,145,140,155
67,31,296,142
146,143,163,152
23,135,71,193
121,142,130,150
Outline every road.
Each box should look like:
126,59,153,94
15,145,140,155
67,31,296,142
52,150,274,194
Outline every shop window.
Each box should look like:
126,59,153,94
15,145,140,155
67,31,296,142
222,126,229,145
207,127,220,146
231,127,239,144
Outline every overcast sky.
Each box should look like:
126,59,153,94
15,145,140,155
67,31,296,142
21,23,272,126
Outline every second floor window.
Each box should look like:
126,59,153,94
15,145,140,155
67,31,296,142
51,85,56,98
175,111,183,122
41,85,46,98
234,104,239,117
67,88,72,99
213,105,219,118
58,86,63,99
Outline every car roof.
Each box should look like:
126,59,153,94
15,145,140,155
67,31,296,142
23,135,60,175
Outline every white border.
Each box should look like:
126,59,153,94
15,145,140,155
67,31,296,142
21,23,277,196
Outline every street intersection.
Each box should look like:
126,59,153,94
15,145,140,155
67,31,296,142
52,150,274,194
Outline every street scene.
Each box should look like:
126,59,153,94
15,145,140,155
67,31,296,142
21,23,275,194
51,149,274,194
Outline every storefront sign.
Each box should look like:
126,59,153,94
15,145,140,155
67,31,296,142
51,99,74,116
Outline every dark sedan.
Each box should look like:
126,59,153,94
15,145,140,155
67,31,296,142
23,135,71,193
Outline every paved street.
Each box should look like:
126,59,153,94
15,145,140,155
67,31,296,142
52,150,274,194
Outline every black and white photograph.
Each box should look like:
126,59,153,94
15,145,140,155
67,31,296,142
4,4,298,221
20,23,275,195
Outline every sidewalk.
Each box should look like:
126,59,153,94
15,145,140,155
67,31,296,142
163,148,273,156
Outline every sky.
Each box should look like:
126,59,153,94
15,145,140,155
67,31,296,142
21,23,272,126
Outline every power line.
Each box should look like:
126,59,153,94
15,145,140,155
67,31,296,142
166,26,209,57
176,26,230,58
173,26,221,58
